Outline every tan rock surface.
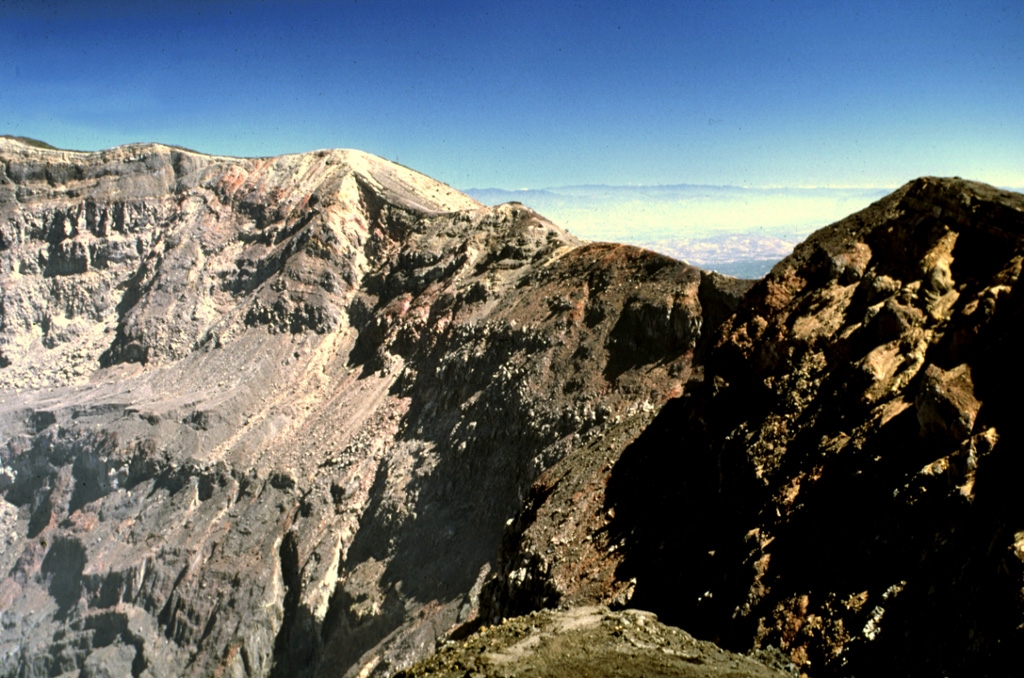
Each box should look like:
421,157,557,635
8,136,1015,678
0,138,731,677
488,177,1024,677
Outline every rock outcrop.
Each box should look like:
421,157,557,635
396,606,795,678
6,136,1021,678
0,138,736,677
489,177,1024,677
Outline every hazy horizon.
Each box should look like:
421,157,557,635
464,183,895,276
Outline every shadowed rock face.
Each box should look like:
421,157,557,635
487,177,1024,677
7,137,1017,678
0,138,737,677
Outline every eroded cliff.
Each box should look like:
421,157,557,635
488,176,1024,677
7,137,1016,678
0,138,734,677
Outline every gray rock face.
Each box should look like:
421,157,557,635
0,138,726,677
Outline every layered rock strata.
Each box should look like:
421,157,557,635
0,138,726,677
6,136,1016,678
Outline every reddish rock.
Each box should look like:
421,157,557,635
0,138,734,678
489,177,1024,677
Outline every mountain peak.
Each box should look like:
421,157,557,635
5,139,1021,678
483,174,1024,677
0,138,738,678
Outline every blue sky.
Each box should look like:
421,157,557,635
2,0,1022,190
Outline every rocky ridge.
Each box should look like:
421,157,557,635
483,176,1024,677
0,138,746,677
5,136,1021,678
396,606,795,678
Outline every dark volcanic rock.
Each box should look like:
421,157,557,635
489,177,1024,677
478,272,754,624
0,138,731,677
11,137,1013,678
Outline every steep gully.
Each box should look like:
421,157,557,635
2,137,1022,677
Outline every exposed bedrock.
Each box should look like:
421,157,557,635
486,177,1024,677
0,138,735,677
7,136,1017,678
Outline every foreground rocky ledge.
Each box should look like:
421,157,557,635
397,606,795,678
